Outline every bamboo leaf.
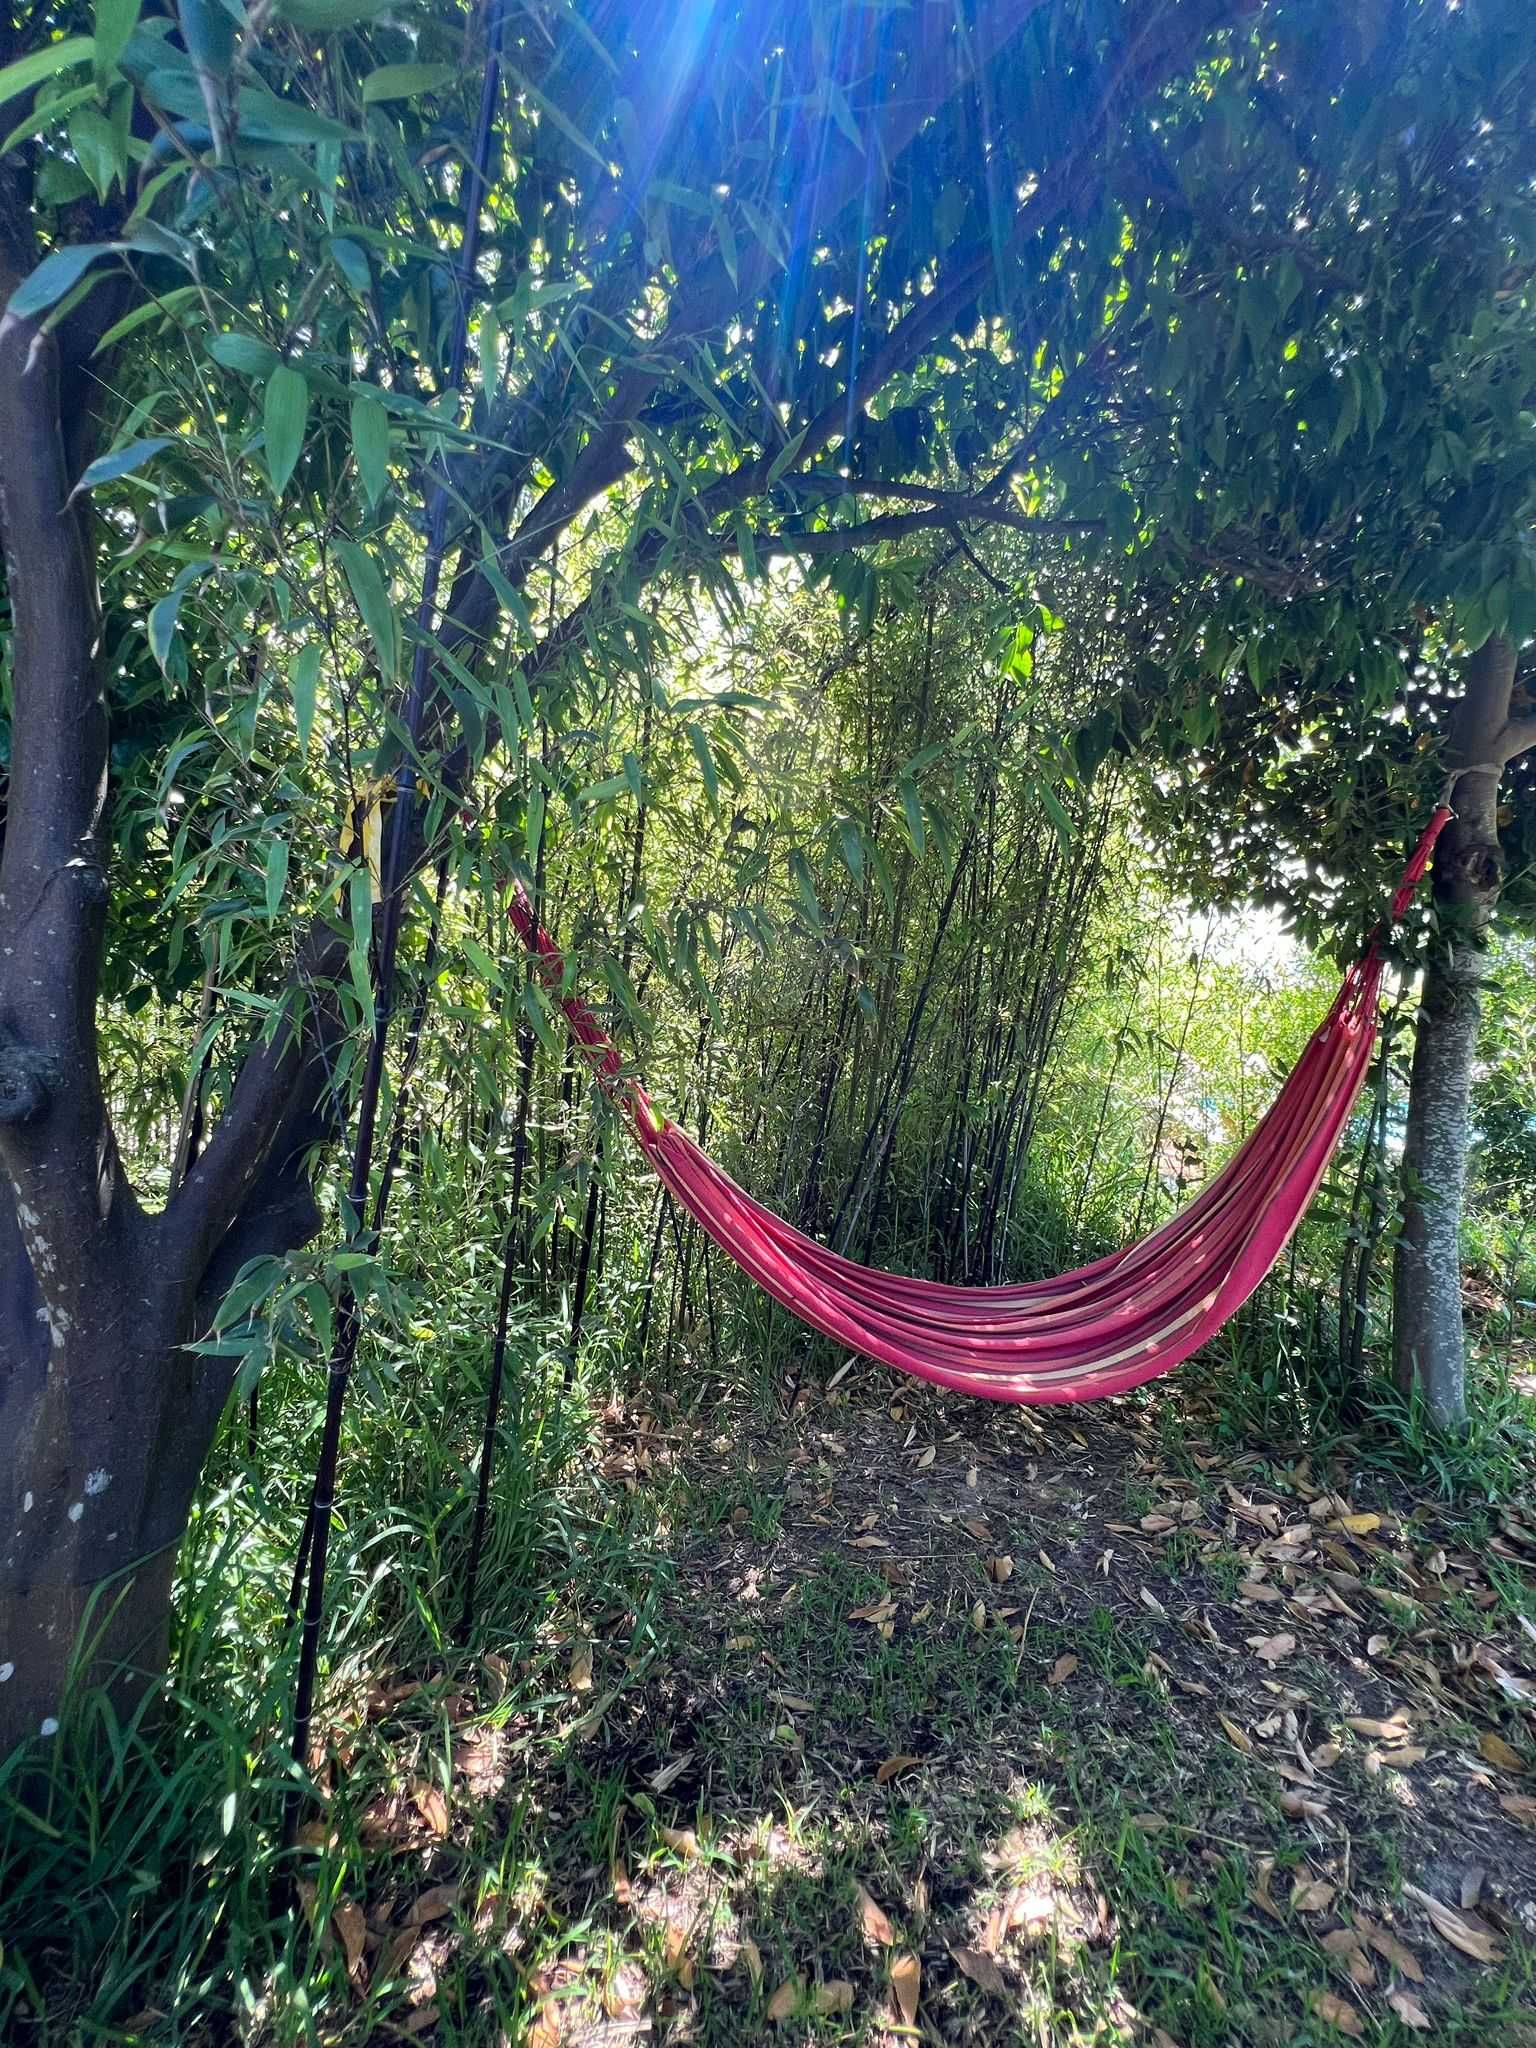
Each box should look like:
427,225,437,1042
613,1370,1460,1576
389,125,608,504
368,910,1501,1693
334,539,398,680
264,836,289,919
93,0,139,84
263,362,308,497
289,643,322,751
361,62,456,102
0,35,94,115
93,284,201,354
350,393,389,509
6,240,118,322
69,434,173,500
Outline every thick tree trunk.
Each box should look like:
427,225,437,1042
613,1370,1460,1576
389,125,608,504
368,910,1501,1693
1393,635,1527,1429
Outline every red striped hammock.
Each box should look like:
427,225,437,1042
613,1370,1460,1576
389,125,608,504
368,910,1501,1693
509,811,1448,1406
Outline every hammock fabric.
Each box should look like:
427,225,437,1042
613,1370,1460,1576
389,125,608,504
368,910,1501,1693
508,810,1449,1406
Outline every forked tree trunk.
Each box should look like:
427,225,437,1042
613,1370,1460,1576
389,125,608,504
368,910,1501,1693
1393,634,1531,1429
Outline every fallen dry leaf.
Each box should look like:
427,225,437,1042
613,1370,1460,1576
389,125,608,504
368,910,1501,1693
405,1883,461,1928
1251,1632,1297,1665
1311,1988,1364,2036
658,1824,701,1860
663,1921,695,1989
528,1999,562,2048
1291,1876,1337,1915
766,1977,802,2022
1356,1915,1423,1983
1403,1882,1505,1964
813,1980,854,2015
987,1554,1015,1583
568,1644,593,1693
950,1945,1007,1995
1479,1730,1525,1773
857,1884,895,1947
1346,1712,1412,1741
1387,1988,1431,2031
890,1951,921,2027
332,1900,367,1993
1321,1929,1375,1990
739,1937,764,1985
410,1782,449,1837
1219,1714,1253,1754
1499,1792,1536,1826
1048,1653,1078,1687
876,1755,923,1784
848,1598,898,1625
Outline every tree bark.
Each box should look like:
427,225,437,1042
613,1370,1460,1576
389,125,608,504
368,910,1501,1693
1393,634,1526,1429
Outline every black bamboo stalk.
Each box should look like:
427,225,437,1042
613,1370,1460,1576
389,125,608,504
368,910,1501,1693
458,1019,536,1640
283,10,506,1844
373,854,453,1231
564,1152,603,1376
634,1187,670,1362
459,885,540,1636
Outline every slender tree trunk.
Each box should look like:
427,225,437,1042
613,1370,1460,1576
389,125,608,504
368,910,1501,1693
1393,634,1529,1429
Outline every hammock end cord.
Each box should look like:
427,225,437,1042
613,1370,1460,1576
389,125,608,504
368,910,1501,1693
504,881,669,1141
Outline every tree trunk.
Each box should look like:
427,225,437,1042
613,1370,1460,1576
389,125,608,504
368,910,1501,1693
1393,634,1526,1429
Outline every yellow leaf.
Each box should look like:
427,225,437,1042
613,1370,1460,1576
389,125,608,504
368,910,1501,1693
658,1824,700,1860
410,1781,449,1836
1346,1713,1412,1742
1330,1513,1382,1535
856,1884,895,1947
1311,1988,1364,2035
890,1951,921,2027
766,1977,802,2022
813,1980,854,2014
1479,1730,1525,1773
338,775,394,901
568,1644,593,1693
1219,1714,1252,1754
663,1921,695,1989
740,1937,763,1984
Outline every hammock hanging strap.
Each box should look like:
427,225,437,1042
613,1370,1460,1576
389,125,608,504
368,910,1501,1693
506,806,1450,1406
